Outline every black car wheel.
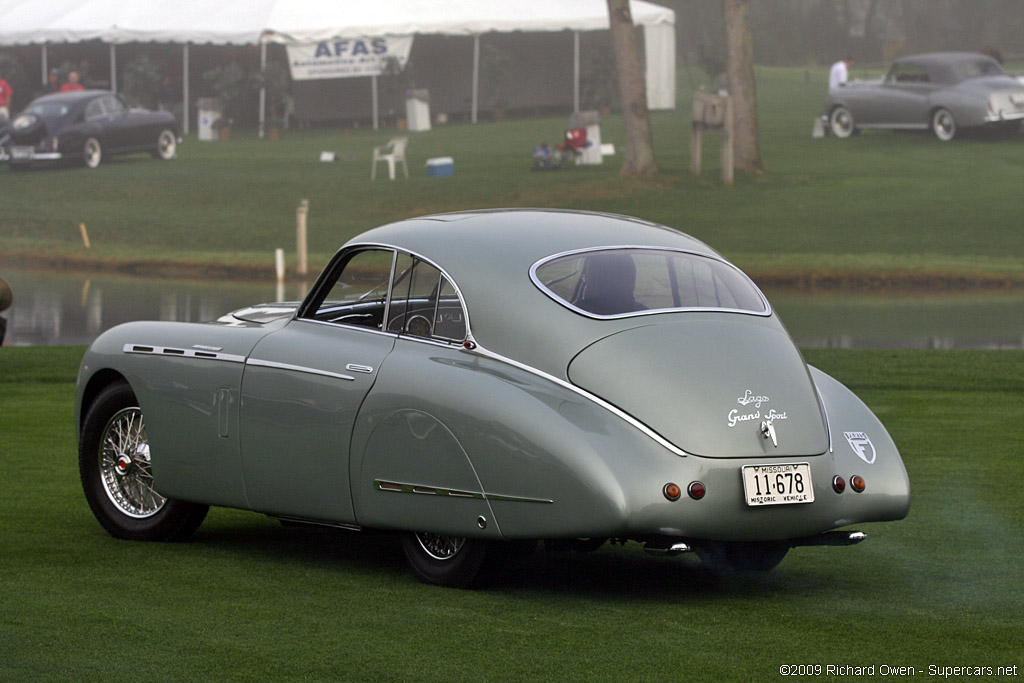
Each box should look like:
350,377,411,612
829,106,856,138
79,381,208,541
931,108,957,141
83,137,102,168
400,532,491,588
153,129,176,160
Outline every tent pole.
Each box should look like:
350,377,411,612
573,31,580,113
259,39,267,139
110,44,116,93
182,44,189,136
41,45,48,85
371,75,379,130
471,35,479,124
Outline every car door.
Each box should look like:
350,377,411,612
862,62,933,127
238,248,398,523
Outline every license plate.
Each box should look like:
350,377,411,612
741,463,814,506
11,146,34,161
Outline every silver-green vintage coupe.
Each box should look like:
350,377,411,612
76,210,910,587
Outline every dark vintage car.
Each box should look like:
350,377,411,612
2,90,178,169
826,52,1024,140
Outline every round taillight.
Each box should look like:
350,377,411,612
832,475,846,493
663,483,681,501
687,481,706,500
851,475,866,493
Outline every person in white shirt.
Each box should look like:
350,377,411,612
829,57,855,91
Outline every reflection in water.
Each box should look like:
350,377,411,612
1,267,1022,349
2,268,307,347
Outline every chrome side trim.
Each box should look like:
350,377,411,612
246,358,355,382
463,343,692,457
267,515,362,532
123,343,245,363
374,480,552,504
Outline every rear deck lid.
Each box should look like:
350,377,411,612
567,318,829,458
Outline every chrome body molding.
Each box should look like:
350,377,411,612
123,343,245,364
374,480,553,505
345,364,375,374
245,358,356,382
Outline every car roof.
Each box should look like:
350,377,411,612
894,51,995,66
349,208,720,271
29,89,108,106
344,209,773,378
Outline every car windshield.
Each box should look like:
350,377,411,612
532,248,768,318
25,102,72,120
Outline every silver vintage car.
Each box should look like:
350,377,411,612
76,210,910,587
826,51,1024,140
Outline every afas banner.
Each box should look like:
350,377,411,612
287,35,414,81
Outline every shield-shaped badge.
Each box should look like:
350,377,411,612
844,431,876,464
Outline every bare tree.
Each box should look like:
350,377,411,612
607,0,658,176
722,0,764,174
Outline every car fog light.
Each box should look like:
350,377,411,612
832,475,846,493
663,482,681,501
851,475,866,493
687,481,706,500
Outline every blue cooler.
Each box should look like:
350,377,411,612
426,157,454,176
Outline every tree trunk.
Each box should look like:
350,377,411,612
722,0,764,174
607,0,658,176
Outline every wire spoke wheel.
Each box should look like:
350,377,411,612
415,532,466,560
80,381,208,541
99,407,165,518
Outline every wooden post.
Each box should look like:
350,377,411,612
296,199,309,277
722,95,735,187
275,248,285,283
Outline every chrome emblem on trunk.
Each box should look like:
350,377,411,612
761,420,778,448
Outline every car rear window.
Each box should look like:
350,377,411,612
532,248,768,318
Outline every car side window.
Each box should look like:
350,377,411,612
104,95,125,114
388,256,466,343
304,248,396,330
888,63,929,84
84,99,105,121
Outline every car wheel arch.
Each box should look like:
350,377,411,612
78,368,132,430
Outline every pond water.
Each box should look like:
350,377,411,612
2,267,1023,349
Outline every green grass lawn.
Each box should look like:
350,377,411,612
2,65,1023,283
1,347,1021,681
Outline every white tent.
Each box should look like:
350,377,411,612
0,0,676,131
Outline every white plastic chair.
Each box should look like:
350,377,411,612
371,137,409,180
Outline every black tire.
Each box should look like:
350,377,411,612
79,381,208,541
695,541,789,574
931,108,957,141
83,137,102,168
829,106,856,138
399,532,492,588
153,129,177,160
